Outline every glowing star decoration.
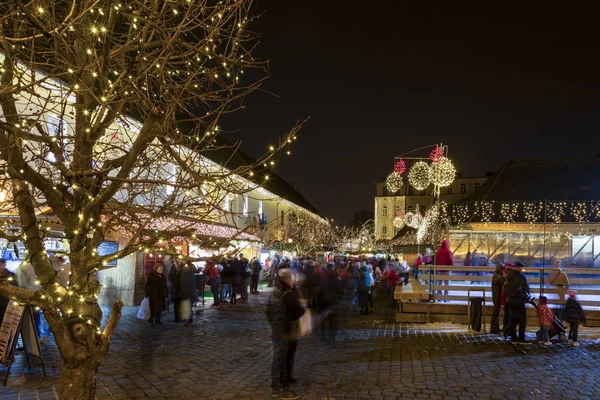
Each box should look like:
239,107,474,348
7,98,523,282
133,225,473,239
408,161,431,191
429,147,444,164
429,157,456,187
385,171,403,193
394,159,407,175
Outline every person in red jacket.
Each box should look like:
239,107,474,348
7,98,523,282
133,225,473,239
435,240,454,298
203,260,222,308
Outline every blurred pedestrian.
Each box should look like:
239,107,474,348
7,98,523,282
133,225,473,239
490,263,505,334
145,263,167,326
203,260,222,307
317,263,341,346
179,262,198,327
266,268,306,393
549,259,570,303
250,258,262,294
504,262,530,343
0,258,16,324
168,259,183,322
565,290,586,347
435,240,453,297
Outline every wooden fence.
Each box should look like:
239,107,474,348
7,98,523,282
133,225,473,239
418,265,600,309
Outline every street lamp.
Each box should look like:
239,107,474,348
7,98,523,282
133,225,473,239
287,238,293,243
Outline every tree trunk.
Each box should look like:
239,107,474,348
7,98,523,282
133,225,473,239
59,360,100,400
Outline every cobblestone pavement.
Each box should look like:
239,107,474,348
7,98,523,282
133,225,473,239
3,288,600,400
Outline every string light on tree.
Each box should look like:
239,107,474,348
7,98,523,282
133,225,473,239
408,161,431,191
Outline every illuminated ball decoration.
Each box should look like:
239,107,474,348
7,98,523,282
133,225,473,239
429,157,456,187
404,212,423,229
408,161,431,190
393,217,404,229
429,147,444,164
385,171,403,193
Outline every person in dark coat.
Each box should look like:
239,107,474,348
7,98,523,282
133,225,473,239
145,263,168,326
240,256,251,303
168,260,182,322
266,268,306,393
503,261,530,343
179,262,198,327
229,257,243,304
490,264,505,334
250,258,262,294
317,263,341,346
565,290,586,346
220,258,233,301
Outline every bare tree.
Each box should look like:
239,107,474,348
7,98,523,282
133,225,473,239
255,210,331,256
0,1,300,398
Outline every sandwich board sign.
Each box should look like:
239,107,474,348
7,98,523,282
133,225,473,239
0,303,46,385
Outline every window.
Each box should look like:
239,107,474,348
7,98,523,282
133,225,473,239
224,194,230,211
243,195,248,217
460,184,466,194
382,226,388,237
447,186,453,195
395,205,400,215
420,189,426,196
408,187,414,196
46,115,67,162
382,205,388,216
383,186,389,196
421,205,426,214
474,183,480,192
407,205,414,212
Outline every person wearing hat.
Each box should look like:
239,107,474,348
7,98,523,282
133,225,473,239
503,261,530,343
266,268,306,393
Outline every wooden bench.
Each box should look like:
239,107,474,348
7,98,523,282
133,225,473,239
394,280,430,314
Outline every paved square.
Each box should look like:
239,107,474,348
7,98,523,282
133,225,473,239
2,288,600,400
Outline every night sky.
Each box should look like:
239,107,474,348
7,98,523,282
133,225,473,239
224,1,600,224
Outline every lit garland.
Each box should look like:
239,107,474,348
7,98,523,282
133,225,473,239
547,201,567,224
474,201,495,224
408,161,431,191
452,203,470,226
385,171,403,193
571,202,588,224
523,202,543,225
500,202,519,224
429,157,456,188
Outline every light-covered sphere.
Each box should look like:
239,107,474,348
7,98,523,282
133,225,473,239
404,212,422,229
385,171,403,193
393,217,404,229
429,157,456,187
408,161,431,190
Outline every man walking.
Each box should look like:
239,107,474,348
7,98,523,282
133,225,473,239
266,269,306,393
503,262,530,343
490,264,505,334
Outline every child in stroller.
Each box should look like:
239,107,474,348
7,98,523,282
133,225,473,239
527,296,568,342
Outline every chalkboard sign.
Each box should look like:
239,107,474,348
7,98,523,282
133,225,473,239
0,304,45,385
97,241,118,266
0,302,24,365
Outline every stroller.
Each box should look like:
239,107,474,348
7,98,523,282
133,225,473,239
527,296,568,342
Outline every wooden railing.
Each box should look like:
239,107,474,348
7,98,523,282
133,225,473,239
418,266,600,308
